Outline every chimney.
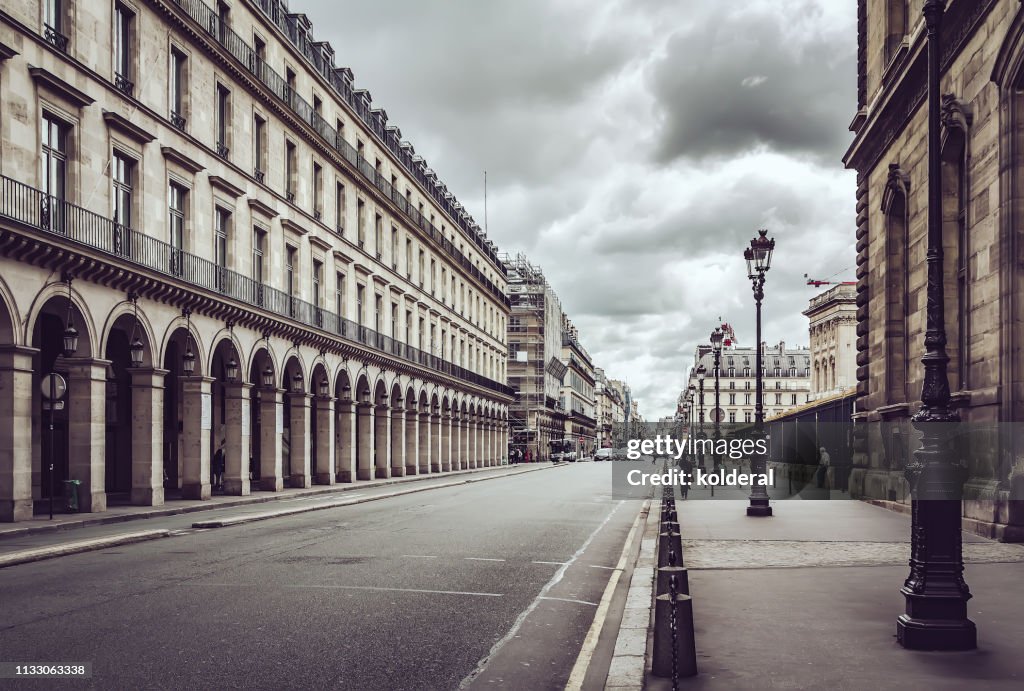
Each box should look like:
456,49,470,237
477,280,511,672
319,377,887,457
779,340,785,355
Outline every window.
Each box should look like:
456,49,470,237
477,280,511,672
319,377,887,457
216,85,230,158
313,94,322,116
312,259,323,316
335,272,345,318
43,0,68,51
113,3,134,95
744,411,752,424
791,394,797,405
956,148,969,389
729,412,736,423
374,295,382,332
111,152,134,255
441,268,447,304
391,303,398,337
356,285,364,326
391,226,399,269
418,317,424,350
285,245,296,297
335,181,345,232
430,323,436,354
168,182,186,274
41,112,68,213
285,67,296,107
745,381,751,389
405,310,412,343
405,239,413,278
744,393,751,405
253,228,266,283
312,162,323,219
885,0,908,63
357,139,364,160
284,140,296,201
214,207,229,291
430,258,436,296
357,199,366,248
743,367,750,377
729,393,735,405
374,214,383,259
418,250,425,287
253,114,266,181
170,48,187,130
774,393,782,405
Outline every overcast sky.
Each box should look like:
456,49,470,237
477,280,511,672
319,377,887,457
300,0,858,419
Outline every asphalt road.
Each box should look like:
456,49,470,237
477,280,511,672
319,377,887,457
0,462,644,691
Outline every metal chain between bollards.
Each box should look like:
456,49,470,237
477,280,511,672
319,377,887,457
669,573,679,690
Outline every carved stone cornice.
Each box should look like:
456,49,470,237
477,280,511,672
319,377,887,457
29,65,95,108
102,110,156,144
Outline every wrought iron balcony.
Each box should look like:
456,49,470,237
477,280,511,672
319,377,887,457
114,72,135,97
170,111,186,131
254,168,266,184
0,174,514,397
162,0,510,301
43,24,68,52
216,143,229,159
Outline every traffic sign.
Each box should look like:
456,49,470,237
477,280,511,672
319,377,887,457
40,373,67,400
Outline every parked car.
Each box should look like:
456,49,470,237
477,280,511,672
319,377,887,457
594,448,614,461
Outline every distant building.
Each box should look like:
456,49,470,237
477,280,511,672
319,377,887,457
594,368,624,449
804,283,857,399
503,253,566,461
683,339,811,427
560,317,597,457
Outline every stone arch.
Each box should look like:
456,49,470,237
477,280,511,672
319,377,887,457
248,341,278,390
281,352,307,393
28,281,98,359
0,274,20,345
208,330,246,384
310,360,331,398
160,316,207,378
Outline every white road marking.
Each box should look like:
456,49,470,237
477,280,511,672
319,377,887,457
532,560,568,565
401,554,438,559
458,501,624,689
539,596,598,607
464,557,505,562
284,584,503,597
565,501,648,691
588,564,617,570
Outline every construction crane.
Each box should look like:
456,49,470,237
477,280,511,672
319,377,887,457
804,273,856,288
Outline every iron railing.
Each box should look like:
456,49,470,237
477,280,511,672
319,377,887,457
164,0,509,303
0,175,513,397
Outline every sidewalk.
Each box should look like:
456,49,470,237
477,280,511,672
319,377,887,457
0,462,560,567
644,500,1024,689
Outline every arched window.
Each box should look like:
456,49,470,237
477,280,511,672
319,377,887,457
940,95,972,391
885,0,909,63
881,164,910,404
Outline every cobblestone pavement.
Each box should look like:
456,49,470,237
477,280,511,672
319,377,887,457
682,538,1024,569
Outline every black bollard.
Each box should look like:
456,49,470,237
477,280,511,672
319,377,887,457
652,577,697,679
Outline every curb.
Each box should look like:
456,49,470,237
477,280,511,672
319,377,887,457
0,463,560,541
0,529,171,569
605,497,660,689
191,464,567,529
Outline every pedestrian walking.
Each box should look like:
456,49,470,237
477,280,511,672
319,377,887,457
213,440,226,491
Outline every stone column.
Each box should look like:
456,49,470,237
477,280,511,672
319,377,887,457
405,409,419,475
485,422,493,466
472,417,481,469
356,401,374,481
0,346,37,521
441,413,452,472
180,375,213,500
222,382,252,496
452,415,463,471
335,398,355,482
127,367,167,504
64,358,110,512
461,416,471,469
259,388,284,491
390,403,406,477
289,392,312,488
418,410,431,474
430,411,442,473
374,403,391,479
314,395,336,485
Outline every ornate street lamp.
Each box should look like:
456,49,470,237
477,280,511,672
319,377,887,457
128,293,144,368
181,309,196,376
896,0,975,651
711,327,724,471
341,383,352,401
696,364,706,471
261,363,274,388
291,370,304,393
743,229,774,517
319,376,329,397
62,274,78,358
225,352,240,383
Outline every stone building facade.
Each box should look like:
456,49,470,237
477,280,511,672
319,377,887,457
804,283,857,399
0,0,512,522
844,0,1024,539
594,367,624,449
684,341,812,428
560,318,596,458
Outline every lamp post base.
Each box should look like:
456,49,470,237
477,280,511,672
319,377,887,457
746,496,772,517
897,611,976,651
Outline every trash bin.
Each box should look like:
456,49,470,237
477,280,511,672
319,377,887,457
63,479,81,513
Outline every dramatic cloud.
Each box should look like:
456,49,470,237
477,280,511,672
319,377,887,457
300,0,858,418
